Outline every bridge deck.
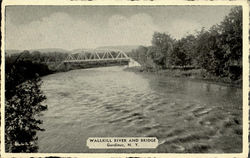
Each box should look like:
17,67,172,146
63,58,130,63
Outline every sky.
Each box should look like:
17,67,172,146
5,5,234,50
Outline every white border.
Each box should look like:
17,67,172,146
1,0,249,158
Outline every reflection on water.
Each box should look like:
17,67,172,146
38,66,242,153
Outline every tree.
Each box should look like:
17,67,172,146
182,35,197,65
171,35,196,66
135,46,148,64
219,6,242,80
151,32,174,67
146,46,165,66
5,60,48,152
19,50,32,61
31,51,41,62
195,27,225,76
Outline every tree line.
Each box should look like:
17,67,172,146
128,6,242,82
7,51,68,63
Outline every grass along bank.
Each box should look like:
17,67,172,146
124,66,242,88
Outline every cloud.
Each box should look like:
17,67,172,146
6,12,98,50
166,19,202,39
6,12,159,50
106,13,159,46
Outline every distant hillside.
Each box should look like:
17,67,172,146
71,48,97,54
29,48,70,53
6,48,70,55
5,49,22,55
96,45,140,53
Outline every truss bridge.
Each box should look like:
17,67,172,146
63,49,130,63
48,49,141,70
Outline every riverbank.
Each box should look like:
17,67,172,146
124,67,242,88
6,57,241,89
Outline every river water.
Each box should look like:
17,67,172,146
38,66,242,153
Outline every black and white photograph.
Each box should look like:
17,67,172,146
1,0,248,157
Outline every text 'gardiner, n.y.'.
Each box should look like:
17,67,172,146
86,137,158,149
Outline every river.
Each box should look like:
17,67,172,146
37,66,242,153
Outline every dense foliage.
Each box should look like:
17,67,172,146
7,50,68,63
5,77,47,152
5,55,51,152
128,6,242,82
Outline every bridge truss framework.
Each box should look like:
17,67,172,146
63,49,130,63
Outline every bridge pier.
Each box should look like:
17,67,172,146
128,58,141,67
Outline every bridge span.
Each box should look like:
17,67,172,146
62,49,140,67
49,49,140,70
64,49,129,63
